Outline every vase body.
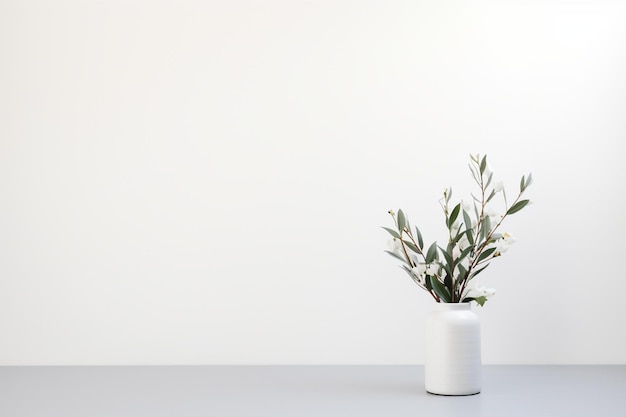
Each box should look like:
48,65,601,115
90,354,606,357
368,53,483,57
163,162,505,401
425,302,481,395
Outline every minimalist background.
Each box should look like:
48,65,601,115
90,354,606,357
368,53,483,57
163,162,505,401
1,0,625,365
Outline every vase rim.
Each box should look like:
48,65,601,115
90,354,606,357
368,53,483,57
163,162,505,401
432,302,472,311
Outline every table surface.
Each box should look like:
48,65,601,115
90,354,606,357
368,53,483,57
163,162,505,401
1,365,625,417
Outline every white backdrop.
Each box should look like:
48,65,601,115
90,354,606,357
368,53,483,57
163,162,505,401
1,0,625,365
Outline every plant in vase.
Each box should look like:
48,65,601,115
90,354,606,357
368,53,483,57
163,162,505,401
383,154,532,395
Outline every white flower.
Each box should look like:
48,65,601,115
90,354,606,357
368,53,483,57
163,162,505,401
485,207,500,222
411,263,427,276
458,234,471,250
493,181,504,192
493,232,515,256
426,263,440,276
411,263,427,280
386,238,404,258
502,232,515,244
495,240,508,255
466,285,496,300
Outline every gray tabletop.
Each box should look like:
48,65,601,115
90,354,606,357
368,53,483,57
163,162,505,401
1,365,625,417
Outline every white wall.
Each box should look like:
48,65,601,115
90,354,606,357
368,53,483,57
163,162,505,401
1,0,625,365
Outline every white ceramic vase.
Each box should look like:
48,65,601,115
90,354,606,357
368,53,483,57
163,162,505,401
425,302,481,396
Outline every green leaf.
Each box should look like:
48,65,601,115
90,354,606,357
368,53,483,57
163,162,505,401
480,215,491,242
465,228,474,246
447,203,461,229
385,250,408,264
426,241,439,264
506,199,530,215
462,210,475,246
477,247,497,263
480,155,487,175
452,228,466,245
470,296,487,307
415,226,424,250
443,274,453,293
439,246,454,277
424,275,433,291
469,263,490,279
457,263,468,281
462,209,473,229
526,172,533,189
485,171,493,189
402,240,420,254
486,189,496,203
382,227,400,239
520,175,525,193
397,209,406,233
445,187,452,203
458,246,473,262
430,276,451,302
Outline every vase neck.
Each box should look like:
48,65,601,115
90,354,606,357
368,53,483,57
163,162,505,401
432,302,472,312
